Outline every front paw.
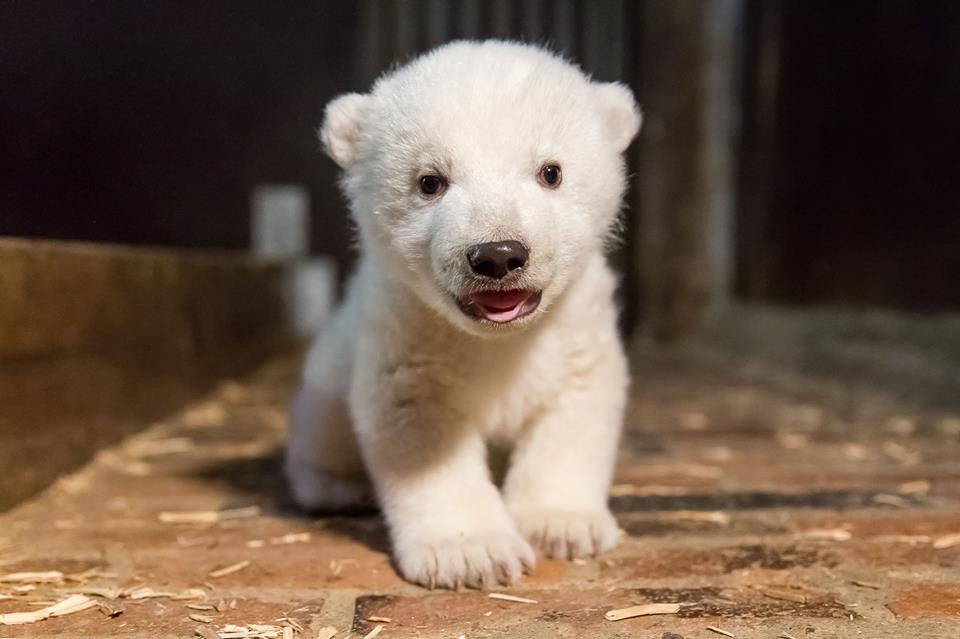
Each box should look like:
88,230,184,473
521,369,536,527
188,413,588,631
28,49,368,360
511,508,621,559
394,531,535,590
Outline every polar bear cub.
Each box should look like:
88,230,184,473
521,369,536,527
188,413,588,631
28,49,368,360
285,40,640,589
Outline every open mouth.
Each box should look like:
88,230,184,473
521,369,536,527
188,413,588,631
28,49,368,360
457,289,542,324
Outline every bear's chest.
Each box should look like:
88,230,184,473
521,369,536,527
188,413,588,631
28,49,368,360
460,334,570,444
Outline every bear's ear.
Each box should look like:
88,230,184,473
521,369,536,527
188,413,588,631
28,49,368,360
592,82,642,153
319,92,372,169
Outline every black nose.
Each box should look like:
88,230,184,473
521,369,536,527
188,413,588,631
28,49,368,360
466,240,529,279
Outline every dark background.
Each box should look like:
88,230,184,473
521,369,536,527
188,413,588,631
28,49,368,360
738,0,960,310
1,2,358,257
2,0,959,312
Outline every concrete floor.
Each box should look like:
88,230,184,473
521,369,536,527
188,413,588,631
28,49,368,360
2,348,959,638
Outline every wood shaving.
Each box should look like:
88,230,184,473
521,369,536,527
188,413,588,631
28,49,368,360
885,416,916,436
841,443,868,461
190,613,216,623
657,510,731,526
873,493,911,508
188,603,217,611
327,558,358,579
96,450,152,476
0,594,97,625
55,470,92,494
210,624,284,638
80,586,123,599
897,479,931,495
195,628,221,639
0,571,63,584
800,528,851,542
247,533,310,548
65,568,115,583
128,586,175,600
218,381,250,402
328,560,343,578
182,402,227,428
706,626,736,637
933,533,960,550
179,535,218,548
128,437,195,457
361,625,384,639
881,441,921,465
270,533,310,545
701,445,733,462
488,593,538,604
96,602,124,618
367,615,392,622
209,560,251,579
91,585,206,601
937,416,960,436
260,407,287,431
776,432,810,449
756,585,811,604
282,627,293,639
160,506,261,525
679,411,709,431
282,617,303,632
604,603,681,621
851,579,881,589
314,626,338,639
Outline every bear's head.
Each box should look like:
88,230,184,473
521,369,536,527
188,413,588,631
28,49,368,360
320,40,640,337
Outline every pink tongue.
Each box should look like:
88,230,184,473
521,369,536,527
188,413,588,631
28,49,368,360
469,290,532,322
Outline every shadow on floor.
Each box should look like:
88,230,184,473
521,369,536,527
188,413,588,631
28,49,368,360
191,447,391,555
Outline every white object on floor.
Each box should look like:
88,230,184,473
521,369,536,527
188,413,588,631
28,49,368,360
291,257,337,337
250,183,337,337
251,184,310,259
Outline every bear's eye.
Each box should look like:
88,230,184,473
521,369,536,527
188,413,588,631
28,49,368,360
538,164,562,189
418,174,447,197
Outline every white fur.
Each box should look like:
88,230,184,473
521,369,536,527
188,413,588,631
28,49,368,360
286,40,639,589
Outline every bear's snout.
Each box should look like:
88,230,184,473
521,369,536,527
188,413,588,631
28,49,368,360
466,240,529,280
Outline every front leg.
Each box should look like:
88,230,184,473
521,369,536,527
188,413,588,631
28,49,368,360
503,349,628,559
351,366,534,589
